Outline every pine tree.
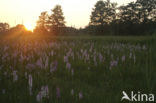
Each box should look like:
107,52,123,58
36,11,48,29
48,5,65,28
35,11,48,33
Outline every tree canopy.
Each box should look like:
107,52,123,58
0,23,9,33
90,0,117,25
35,5,66,35
87,0,156,35
48,5,66,28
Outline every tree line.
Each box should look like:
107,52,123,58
85,0,156,35
0,0,156,36
34,5,66,35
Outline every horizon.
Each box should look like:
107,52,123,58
0,0,136,29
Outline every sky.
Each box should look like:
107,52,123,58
0,0,136,29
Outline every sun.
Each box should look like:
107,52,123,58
24,23,34,31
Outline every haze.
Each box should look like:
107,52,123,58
0,0,136,28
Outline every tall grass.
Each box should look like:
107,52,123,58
0,34,154,103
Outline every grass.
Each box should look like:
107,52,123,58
0,33,155,103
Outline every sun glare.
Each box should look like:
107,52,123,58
24,23,34,31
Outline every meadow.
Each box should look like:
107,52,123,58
0,34,155,103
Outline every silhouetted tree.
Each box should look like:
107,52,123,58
118,2,139,23
114,2,140,35
33,1,156,36
87,0,117,35
48,5,66,35
136,0,156,23
87,0,156,35
114,0,156,35
0,22,9,33
90,0,117,25
35,11,48,33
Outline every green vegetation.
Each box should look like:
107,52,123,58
0,35,155,103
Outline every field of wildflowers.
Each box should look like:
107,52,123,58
0,35,155,103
